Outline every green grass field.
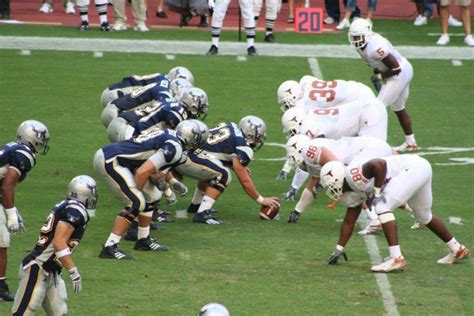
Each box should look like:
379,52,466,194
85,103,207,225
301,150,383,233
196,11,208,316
0,22,473,315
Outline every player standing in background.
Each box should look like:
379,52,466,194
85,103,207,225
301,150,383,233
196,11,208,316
207,0,258,56
76,0,111,31
254,0,281,43
348,19,418,152
11,176,98,315
0,120,50,301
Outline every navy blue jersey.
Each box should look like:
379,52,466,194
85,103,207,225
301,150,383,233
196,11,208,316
22,199,89,272
111,81,173,112
0,142,36,182
118,101,163,123
102,128,185,172
108,73,169,90
130,102,189,133
202,122,254,167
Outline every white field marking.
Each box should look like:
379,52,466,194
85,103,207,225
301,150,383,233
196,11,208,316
0,20,23,25
452,60,462,66
237,56,247,62
93,51,103,58
307,57,322,79
358,216,401,316
428,33,467,37
436,157,474,166
449,217,463,225
19,49,31,56
417,146,474,156
1,36,474,60
175,210,188,218
165,54,175,60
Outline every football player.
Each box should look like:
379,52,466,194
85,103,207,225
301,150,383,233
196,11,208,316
321,156,470,272
11,176,98,315
348,19,418,152
184,116,280,224
100,66,194,107
284,134,393,226
94,120,207,259
0,120,50,301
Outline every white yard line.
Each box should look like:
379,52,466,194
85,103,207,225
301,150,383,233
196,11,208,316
307,58,323,79
451,60,462,66
1,36,473,60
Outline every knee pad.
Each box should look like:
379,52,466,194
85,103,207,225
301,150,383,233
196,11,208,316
118,207,138,222
378,212,396,224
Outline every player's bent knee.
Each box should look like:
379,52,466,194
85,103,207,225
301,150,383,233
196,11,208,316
415,210,432,225
118,209,138,222
378,212,395,224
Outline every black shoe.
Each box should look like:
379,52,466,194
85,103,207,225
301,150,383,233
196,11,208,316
206,45,218,56
179,12,192,27
247,46,258,56
152,209,175,222
187,203,200,213
286,210,302,223
0,284,14,301
156,11,167,18
79,21,89,31
150,222,166,230
100,22,112,32
193,209,223,224
198,15,208,27
134,236,168,251
99,244,133,259
264,33,275,43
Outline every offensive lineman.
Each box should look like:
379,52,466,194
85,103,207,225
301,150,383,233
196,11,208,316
11,176,98,315
348,19,418,152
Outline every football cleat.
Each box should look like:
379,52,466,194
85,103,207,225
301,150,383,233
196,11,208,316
0,284,14,301
286,210,302,223
206,45,218,56
99,244,133,259
371,256,406,273
410,222,424,230
156,11,167,18
79,21,89,31
134,236,168,251
100,22,112,32
247,46,258,56
198,15,208,27
437,245,470,264
193,209,223,224
394,142,418,152
264,33,275,43
358,219,382,235
152,208,172,221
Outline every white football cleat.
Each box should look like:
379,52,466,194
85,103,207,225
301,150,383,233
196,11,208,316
395,142,418,152
437,245,470,264
134,23,150,32
113,21,128,31
410,222,424,230
65,2,75,14
39,3,53,13
336,18,350,30
358,219,382,235
371,256,406,273
448,15,462,27
464,35,474,47
414,15,427,26
436,34,450,46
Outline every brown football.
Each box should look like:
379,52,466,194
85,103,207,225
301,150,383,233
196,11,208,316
260,203,280,220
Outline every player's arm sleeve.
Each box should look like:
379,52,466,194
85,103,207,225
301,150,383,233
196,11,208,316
234,145,253,167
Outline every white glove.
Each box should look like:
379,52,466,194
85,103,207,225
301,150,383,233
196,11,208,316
164,188,177,205
208,0,215,10
69,267,82,293
5,207,24,234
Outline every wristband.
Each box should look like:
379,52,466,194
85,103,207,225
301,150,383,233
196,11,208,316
256,195,264,204
68,266,78,274
374,187,381,198
5,207,18,215
336,244,344,252
55,248,72,259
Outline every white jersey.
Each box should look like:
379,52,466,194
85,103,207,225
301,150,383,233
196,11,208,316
299,78,376,110
300,101,364,139
382,154,427,179
356,33,408,73
339,163,374,208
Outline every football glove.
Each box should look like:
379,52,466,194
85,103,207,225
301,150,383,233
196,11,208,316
370,74,383,93
283,187,297,201
171,180,188,196
286,210,302,223
276,170,289,180
164,189,177,206
156,179,168,191
5,207,25,234
68,267,82,293
327,248,348,265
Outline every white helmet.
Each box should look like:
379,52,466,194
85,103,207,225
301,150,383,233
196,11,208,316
348,19,373,48
176,119,209,150
320,161,346,200
168,66,194,85
281,107,305,137
238,115,267,151
16,120,50,155
181,87,209,120
68,175,99,213
170,78,193,102
277,80,303,112
198,303,230,316
286,134,311,166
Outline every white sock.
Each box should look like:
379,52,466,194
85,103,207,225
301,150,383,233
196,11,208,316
197,196,215,213
191,188,205,205
211,37,219,47
105,233,121,247
291,168,309,190
446,237,461,253
389,245,402,258
364,207,378,221
405,134,416,145
137,226,150,240
247,38,255,48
